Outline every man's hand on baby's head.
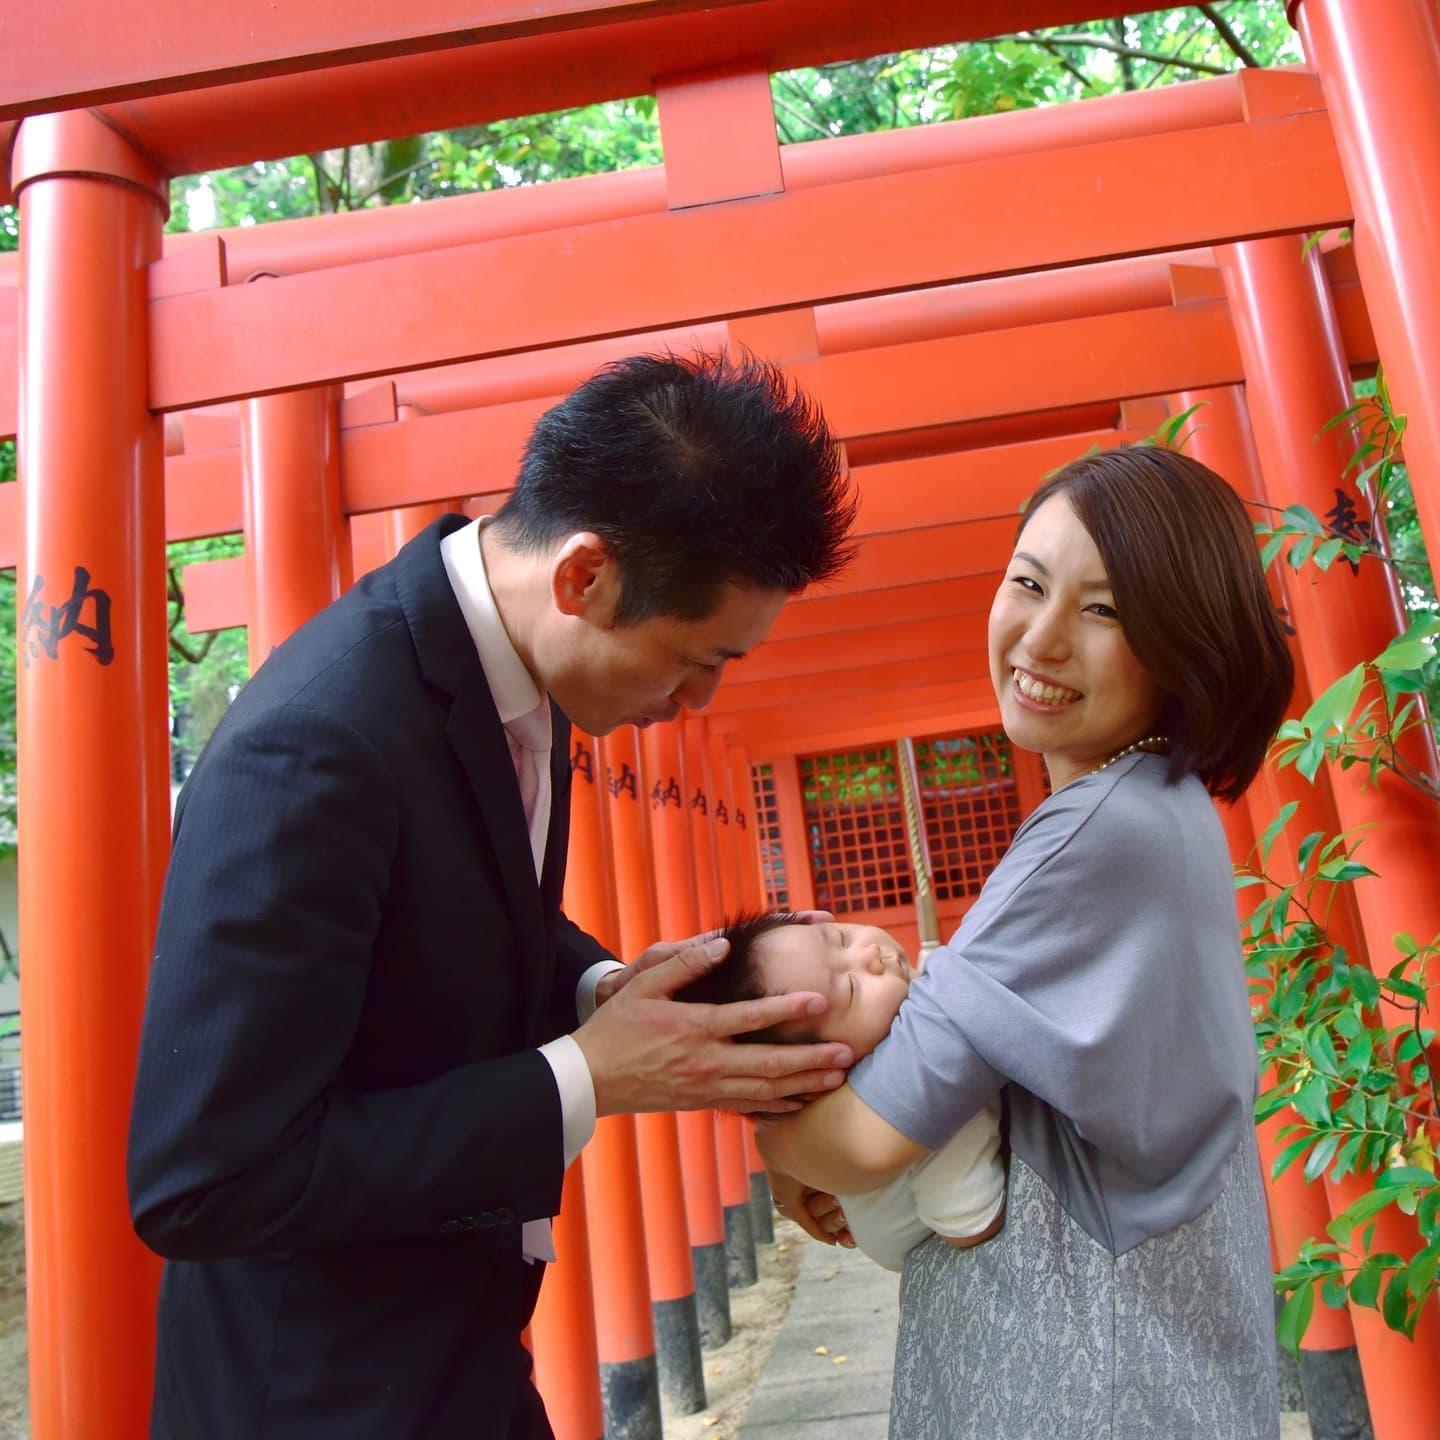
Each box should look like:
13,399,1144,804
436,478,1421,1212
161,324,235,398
573,936,853,1117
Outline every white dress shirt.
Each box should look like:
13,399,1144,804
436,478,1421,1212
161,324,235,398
439,517,622,1259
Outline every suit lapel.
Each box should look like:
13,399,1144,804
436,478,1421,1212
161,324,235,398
394,517,555,1038
444,673,549,956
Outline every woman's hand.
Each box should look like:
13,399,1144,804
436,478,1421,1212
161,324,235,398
768,1169,854,1248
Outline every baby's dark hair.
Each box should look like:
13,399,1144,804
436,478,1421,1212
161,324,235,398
674,909,820,1044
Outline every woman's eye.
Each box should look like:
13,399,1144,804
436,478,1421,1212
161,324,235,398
1010,575,1042,594
1089,603,1120,619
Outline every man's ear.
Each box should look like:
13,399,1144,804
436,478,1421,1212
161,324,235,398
550,532,620,620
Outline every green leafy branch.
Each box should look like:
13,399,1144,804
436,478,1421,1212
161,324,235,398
1240,804,1440,1352
1267,620,1440,800
1275,1169,1440,1353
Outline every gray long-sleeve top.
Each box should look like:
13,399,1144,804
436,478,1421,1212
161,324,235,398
850,750,1258,1257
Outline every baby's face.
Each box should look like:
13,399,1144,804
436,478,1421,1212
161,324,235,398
754,922,914,1058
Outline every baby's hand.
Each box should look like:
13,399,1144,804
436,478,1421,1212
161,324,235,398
802,1188,855,1249
769,1170,854,1248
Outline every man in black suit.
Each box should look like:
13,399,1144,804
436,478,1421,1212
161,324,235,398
127,353,858,1438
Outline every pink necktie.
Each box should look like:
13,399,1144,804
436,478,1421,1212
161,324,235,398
505,700,558,1263
505,699,552,880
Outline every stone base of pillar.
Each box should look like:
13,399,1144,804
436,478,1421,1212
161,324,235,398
598,1353,663,1440
1297,1344,1373,1440
724,1200,758,1288
653,1293,706,1414
692,1242,732,1349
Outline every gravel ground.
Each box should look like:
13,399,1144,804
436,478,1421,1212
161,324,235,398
663,1220,807,1440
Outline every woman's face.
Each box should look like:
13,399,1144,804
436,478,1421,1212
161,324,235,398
988,494,1163,789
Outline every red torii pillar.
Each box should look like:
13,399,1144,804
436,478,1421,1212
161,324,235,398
1180,381,1390,1435
1177,380,1372,962
529,1156,603,1440
683,717,758,1291
1186,390,1370,1425
707,731,750,918
349,511,392,581
726,746,778,1243
12,111,168,1440
1288,0,1440,558
385,402,460,554
597,730,707,1413
726,749,768,912
1218,239,1440,1006
552,732,660,1440
639,721,731,1348
239,380,351,669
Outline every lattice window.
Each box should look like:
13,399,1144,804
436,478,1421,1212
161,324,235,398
915,730,1023,901
800,746,913,915
750,763,789,909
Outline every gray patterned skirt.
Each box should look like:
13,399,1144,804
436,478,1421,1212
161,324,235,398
890,1143,1279,1439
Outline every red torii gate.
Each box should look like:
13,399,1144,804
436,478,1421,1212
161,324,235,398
5,2,1440,1437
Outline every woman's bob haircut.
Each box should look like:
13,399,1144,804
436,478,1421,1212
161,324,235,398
1020,445,1294,803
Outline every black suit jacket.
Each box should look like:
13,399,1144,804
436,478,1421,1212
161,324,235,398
128,517,614,1438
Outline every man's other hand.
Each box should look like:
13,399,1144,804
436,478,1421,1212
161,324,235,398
573,936,852,1116
591,931,723,1009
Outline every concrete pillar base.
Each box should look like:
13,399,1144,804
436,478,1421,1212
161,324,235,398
598,1354,663,1440
693,1242,732,1348
653,1293,706,1414
1298,1344,1373,1440
724,1201,758,1288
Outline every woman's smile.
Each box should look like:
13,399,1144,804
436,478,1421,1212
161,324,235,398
1010,667,1083,710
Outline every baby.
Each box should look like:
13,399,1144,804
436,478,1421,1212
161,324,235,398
677,910,1005,1272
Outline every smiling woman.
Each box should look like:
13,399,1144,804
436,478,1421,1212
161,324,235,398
758,445,1296,1440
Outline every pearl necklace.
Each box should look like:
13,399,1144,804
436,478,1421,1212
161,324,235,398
1086,734,1171,778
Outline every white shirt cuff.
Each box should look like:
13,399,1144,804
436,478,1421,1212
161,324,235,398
538,1033,598,1170
576,959,626,1023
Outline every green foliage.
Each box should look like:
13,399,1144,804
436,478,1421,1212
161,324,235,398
770,5,1301,141
915,732,1015,787
802,747,900,806
169,98,665,229
165,537,251,779
1244,377,1440,1352
1255,373,1440,764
